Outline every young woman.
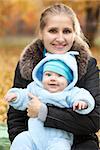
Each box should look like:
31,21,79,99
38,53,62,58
7,4,100,150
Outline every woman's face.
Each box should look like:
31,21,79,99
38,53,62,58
40,14,75,54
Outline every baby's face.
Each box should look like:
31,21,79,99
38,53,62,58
42,71,68,93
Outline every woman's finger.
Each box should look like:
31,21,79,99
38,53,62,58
28,92,35,99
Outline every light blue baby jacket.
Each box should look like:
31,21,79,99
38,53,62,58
8,51,95,149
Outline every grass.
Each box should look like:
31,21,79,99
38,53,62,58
0,36,34,49
0,124,10,150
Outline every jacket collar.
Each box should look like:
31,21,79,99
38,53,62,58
19,37,91,80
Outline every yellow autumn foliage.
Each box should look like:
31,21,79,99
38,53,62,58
0,46,22,123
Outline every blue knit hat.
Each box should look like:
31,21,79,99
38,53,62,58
43,60,73,84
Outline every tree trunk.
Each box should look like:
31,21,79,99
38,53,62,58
84,5,99,47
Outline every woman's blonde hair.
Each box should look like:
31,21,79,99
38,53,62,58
39,3,91,54
40,4,83,38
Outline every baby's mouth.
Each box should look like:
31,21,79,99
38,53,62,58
48,83,58,87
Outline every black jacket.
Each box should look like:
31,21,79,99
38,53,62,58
7,39,100,149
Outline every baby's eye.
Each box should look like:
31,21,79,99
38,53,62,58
47,73,52,76
45,73,52,76
58,74,63,77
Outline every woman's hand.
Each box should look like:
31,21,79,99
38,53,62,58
27,93,42,118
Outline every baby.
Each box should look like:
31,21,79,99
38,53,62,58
5,52,95,150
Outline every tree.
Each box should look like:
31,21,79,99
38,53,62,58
84,3,99,46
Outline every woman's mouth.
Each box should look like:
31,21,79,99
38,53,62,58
52,44,66,50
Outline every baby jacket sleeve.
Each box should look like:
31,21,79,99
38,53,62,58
67,87,95,114
8,82,35,111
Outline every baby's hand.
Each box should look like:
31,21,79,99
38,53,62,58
4,93,17,102
73,101,88,111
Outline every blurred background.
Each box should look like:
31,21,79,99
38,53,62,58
0,0,100,149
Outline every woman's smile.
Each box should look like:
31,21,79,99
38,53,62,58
51,43,67,50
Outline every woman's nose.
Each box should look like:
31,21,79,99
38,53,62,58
56,32,65,42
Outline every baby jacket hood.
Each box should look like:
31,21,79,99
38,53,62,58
32,51,79,90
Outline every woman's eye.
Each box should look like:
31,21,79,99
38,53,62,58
48,29,57,33
63,29,72,34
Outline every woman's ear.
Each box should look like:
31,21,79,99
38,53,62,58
73,32,76,40
38,30,42,40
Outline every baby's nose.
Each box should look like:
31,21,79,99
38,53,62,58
50,76,56,81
